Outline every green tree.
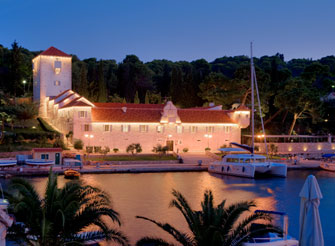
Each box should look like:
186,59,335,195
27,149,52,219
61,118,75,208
74,139,84,150
170,66,183,105
97,60,107,102
6,170,129,246
274,77,322,135
9,41,25,96
79,63,89,98
117,55,153,102
136,189,279,246
134,91,140,104
145,91,150,104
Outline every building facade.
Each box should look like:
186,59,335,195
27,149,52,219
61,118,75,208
32,47,72,116
33,47,250,153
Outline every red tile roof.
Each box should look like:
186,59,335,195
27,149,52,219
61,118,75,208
93,102,165,109
52,89,72,101
39,46,71,58
60,98,92,108
91,107,235,124
92,108,162,122
33,148,63,152
178,110,236,124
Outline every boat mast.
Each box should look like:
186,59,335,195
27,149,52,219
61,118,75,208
250,42,255,155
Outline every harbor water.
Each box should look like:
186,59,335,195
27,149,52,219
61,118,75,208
6,170,335,245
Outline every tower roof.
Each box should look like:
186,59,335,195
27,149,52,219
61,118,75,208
38,46,71,58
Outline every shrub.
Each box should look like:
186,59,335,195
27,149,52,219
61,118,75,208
113,148,119,153
86,146,93,153
100,146,110,155
94,146,102,153
205,147,211,151
182,147,189,153
152,144,169,155
74,139,84,150
53,137,66,150
126,143,142,154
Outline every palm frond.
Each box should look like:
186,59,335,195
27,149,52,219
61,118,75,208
136,236,177,246
136,216,194,246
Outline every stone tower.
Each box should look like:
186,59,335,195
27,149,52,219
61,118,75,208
32,46,72,116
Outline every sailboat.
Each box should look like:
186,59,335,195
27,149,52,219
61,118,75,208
208,43,287,178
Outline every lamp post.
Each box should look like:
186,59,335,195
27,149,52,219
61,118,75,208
22,80,26,95
84,134,94,154
204,134,212,148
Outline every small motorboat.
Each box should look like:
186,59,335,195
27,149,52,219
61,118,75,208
320,162,335,172
0,159,17,167
64,169,80,179
25,159,54,167
243,210,298,246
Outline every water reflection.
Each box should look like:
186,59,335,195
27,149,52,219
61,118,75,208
3,170,335,245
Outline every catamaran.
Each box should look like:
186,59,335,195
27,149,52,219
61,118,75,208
209,43,287,178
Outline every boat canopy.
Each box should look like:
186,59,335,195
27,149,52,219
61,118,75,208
218,147,248,152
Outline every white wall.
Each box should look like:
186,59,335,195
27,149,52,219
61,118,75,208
75,122,240,153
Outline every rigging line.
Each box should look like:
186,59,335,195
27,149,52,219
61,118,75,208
253,65,269,157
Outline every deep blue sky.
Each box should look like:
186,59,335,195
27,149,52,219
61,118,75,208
1,0,335,62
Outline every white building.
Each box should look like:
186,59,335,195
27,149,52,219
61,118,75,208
32,46,72,116
33,47,250,153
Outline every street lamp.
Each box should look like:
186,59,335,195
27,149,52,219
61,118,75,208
84,134,94,151
22,80,26,95
204,134,212,148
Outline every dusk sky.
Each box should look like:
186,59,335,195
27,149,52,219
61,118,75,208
1,0,335,62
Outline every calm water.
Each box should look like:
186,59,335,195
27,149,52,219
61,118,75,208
4,170,335,245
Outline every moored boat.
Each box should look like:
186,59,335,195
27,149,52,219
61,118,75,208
243,210,298,246
209,154,287,178
0,159,17,167
320,162,335,172
64,169,80,179
209,43,287,179
25,159,54,167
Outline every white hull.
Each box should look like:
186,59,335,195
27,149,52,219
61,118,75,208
209,161,287,178
25,159,54,166
0,159,17,167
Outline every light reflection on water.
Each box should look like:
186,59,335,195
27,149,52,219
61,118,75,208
6,170,335,245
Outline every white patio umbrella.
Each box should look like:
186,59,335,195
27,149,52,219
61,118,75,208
299,175,324,246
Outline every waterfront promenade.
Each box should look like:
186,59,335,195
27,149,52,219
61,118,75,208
0,154,323,177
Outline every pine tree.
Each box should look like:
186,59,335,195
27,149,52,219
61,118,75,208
122,98,127,103
170,66,183,105
97,60,107,102
145,91,150,104
79,64,89,98
134,91,140,104
9,41,24,97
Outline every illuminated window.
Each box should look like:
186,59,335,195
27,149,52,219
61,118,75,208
78,111,87,118
54,80,61,86
190,126,198,133
84,124,90,132
139,125,148,132
206,126,214,133
121,125,130,132
54,61,62,74
104,125,110,132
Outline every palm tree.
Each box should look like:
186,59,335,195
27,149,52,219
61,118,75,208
136,189,280,246
6,169,129,246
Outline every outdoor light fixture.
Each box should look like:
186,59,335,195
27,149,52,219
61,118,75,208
22,80,27,95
